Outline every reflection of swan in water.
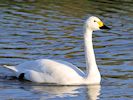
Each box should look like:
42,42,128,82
87,85,101,100
22,84,101,100
29,85,79,99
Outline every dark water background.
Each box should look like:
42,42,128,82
0,0,132,100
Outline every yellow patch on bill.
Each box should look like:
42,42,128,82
98,21,104,27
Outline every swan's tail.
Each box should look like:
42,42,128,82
3,65,17,72
2,65,18,76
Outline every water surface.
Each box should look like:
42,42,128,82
0,0,133,100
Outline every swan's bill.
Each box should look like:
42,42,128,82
100,24,110,29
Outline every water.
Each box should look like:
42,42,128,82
0,0,132,100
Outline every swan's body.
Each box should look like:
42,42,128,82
3,16,109,85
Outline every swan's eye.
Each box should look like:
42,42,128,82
94,20,96,22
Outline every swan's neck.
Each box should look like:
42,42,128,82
84,29,101,84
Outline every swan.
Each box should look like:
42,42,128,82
3,16,110,85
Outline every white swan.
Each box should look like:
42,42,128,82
3,16,109,85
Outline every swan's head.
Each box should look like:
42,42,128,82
85,16,110,31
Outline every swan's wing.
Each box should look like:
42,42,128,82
15,59,85,77
55,60,85,77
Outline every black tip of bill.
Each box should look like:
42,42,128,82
100,25,110,29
